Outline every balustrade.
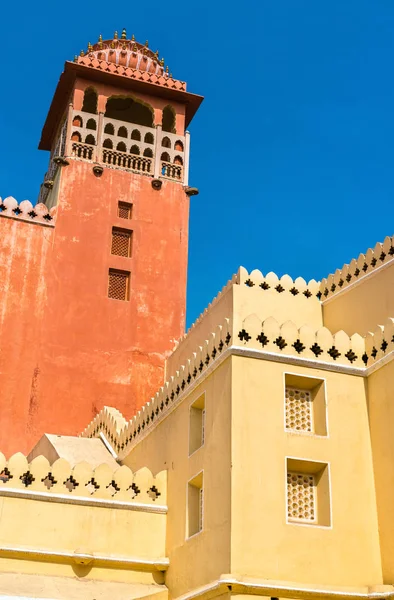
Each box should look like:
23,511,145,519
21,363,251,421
40,109,188,185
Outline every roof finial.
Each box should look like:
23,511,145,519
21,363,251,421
160,57,164,66
145,40,149,47
98,33,102,42
80,50,85,57
88,42,93,52
131,34,135,41
121,28,127,39
74,55,78,62
165,65,169,74
114,31,118,40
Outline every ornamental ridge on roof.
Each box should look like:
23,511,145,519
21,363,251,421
75,28,174,79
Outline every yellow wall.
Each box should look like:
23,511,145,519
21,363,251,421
230,356,382,586
367,360,394,582
323,263,394,336
124,359,233,598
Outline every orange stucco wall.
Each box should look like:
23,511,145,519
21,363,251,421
0,161,189,455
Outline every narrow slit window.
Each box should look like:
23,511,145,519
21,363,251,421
187,472,204,538
189,394,205,455
111,228,132,257
108,269,130,301
118,201,132,219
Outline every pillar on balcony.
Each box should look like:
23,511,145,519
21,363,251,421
153,124,163,179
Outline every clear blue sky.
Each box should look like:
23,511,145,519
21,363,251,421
1,1,394,328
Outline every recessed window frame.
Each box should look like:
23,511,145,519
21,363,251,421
285,457,332,529
118,201,133,220
188,392,206,457
111,227,133,258
108,268,130,301
283,372,329,437
186,471,204,539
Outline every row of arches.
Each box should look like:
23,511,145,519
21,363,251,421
162,137,183,151
79,87,177,132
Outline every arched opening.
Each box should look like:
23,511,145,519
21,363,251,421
104,123,115,135
105,96,154,127
103,138,113,149
143,148,153,158
161,152,170,162
130,145,140,155
131,129,141,141
162,105,176,133
174,155,183,165
118,126,128,138
85,134,96,145
72,116,83,127
162,137,171,148
98,52,105,61
144,132,154,144
71,131,81,142
117,141,127,152
82,88,98,114
174,140,184,151
86,118,97,130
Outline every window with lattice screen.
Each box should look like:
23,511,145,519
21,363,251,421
284,374,327,436
118,201,132,219
111,228,132,257
108,269,130,301
286,458,331,527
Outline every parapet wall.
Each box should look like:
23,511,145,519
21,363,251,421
0,451,166,505
319,236,394,301
0,197,56,226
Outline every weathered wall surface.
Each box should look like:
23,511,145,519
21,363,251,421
0,160,189,455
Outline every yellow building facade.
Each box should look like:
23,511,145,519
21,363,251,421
1,236,394,600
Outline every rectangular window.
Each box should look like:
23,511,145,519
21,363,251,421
187,472,204,538
284,374,327,436
189,394,205,455
118,201,132,219
108,269,130,301
111,227,132,257
286,458,331,527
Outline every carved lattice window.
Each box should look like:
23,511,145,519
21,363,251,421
111,228,132,257
287,472,316,523
285,387,312,432
108,269,130,301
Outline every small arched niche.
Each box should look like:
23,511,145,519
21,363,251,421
72,116,83,127
143,148,153,158
71,131,81,142
104,123,115,135
130,145,140,155
161,137,171,148
131,129,141,141
82,88,98,115
144,132,154,144
118,126,128,138
105,96,154,127
174,140,184,152
174,155,183,165
161,152,170,162
162,105,176,133
86,118,97,130
103,138,113,149
85,134,96,145
117,141,127,152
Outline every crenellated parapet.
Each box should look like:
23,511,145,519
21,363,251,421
0,197,56,227
319,236,394,301
237,266,321,298
0,451,166,505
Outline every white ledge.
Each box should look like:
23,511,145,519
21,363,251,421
173,574,394,600
0,487,167,514
0,544,169,571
